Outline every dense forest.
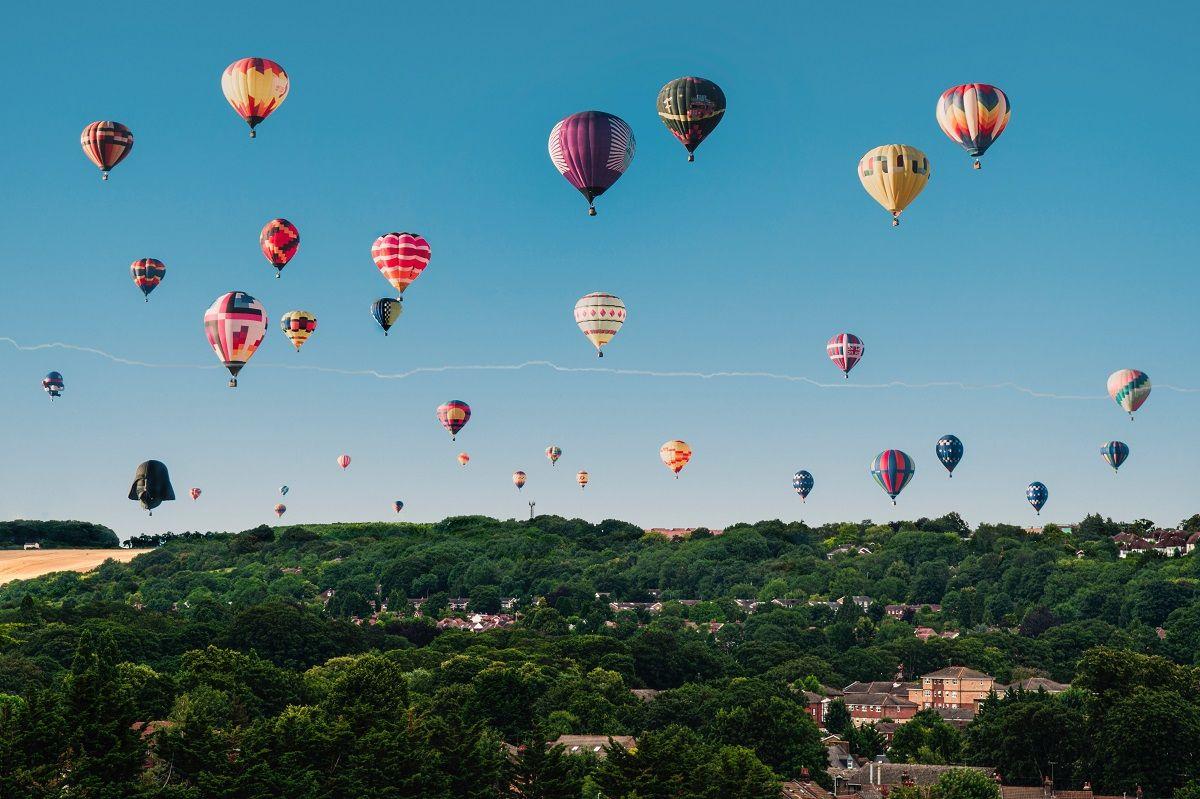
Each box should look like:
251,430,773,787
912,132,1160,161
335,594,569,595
0,520,120,549
0,513,1198,799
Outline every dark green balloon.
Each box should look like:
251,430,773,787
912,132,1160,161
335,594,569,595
656,76,726,161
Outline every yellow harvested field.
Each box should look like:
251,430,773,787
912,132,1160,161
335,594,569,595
0,549,149,584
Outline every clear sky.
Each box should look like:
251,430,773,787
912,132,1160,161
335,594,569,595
2,3,1198,540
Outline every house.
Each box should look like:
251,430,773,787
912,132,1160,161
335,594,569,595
734,598,760,613
645,527,724,540
1115,529,1193,558
436,613,515,632
609,601,661,614
500,597,519,611
827,545,873,560
914,626,959,641
931,706,976,730
999,779,1145,799
843,681,912,697
838,764,994,798
842,692,918,725
802,685,844,726
843,596,874,612
781,772,834,799
1003,677,1070,694
549,735,636,758
885,603,943,619
447,597,470,610
908,666,996,713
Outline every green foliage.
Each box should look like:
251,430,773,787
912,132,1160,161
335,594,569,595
0,519,120,548
929,768,1002,799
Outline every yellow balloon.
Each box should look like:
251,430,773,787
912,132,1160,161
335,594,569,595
858,144,931,226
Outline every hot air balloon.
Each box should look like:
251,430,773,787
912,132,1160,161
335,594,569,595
221,58,289,138
936,84,1011,169
1101,441,1130,473
190,487,201,501
371,233,430,297
546,446,562,466
130,258,166,301
827,333,864,378
280,485,289,496
42,372,64,399
657,76,726,162
337,455,351,470
576,470,589,489
871,450,915,505
371,298,403,336
1107,369,1151,420
280,310,317,351
936,435,964,478
574,293,626,357
513,471,527,490
793,470,814,502
1026,482,1048,515
660,440,692,478
129,460,174,516
548,111,635,215
457,453,470,467
81,121,133,180
437,400,471,440
203,292,267,387
858,145,930,226
274,503,287,518
260,219,299,277
394,500,404,513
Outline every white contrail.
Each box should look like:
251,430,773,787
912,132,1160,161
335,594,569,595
4,336,1197,399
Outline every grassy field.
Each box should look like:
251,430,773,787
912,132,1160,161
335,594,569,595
0,548,147,584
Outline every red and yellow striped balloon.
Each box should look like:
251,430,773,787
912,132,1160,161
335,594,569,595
280,310,317,351
81,121,133,180
659,440,692,477
576,470,589,489
372,233,431,295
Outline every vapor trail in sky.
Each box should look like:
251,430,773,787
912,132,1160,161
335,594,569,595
4,337,1197,399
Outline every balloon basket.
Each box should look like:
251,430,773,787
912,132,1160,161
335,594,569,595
588,207,597,216
228,378,238,388
102,172,109,181
688,154,694,162
249,129,257,139
973,160,982,170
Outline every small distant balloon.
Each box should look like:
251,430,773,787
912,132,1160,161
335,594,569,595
280,485,289,496
130,259,166,301
280,310,317,351
337,455,351,470
274,503,287,518
190,487,201,501
437,400,471,440
871,450,915,505
574,293,626,357
457,453,470,467
858,144,930,225
576,470,589,490
1107,369,1150,420
1026,482,1048,515
221,58,289,138
1101,441,1129,473
513,471,527,490
546,446,562,465
659,440,692,478
371,298,403,336
827,333,864,378
793,470,814,502
42,371,64,399
548,111,635,215
260,219,299,277
81,121,133,180
394,500,404,513
936,435,964,478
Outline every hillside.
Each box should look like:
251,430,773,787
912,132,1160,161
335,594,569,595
0,548,145,585
0,519,121,549
0,513,1197,798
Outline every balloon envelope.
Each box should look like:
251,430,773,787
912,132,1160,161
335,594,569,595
221,58,289,136
827,333,864,377
371,298,403,335
437,400,471,439
513,471,527,490
280,310,317,350
129,460,175,513
657,76,726,160
274,503,286,517
548,111,635,214
81,121,133,179
576,470,589,489
190,487,201,500
1107,369,1150,418
936,435,964,477
337,455,351,470
574,293,626,357
394,500,404,513
1101,441,1129,472
130,258,166,299
371,233,430,295
546,446,562,465
936,84,1011,166
42,371,64,398
203,292,267,387
457,453,470,467
871,450,915,504
280,485,289,496
260,219,299,274
793,470,814,501
1026,482,1048,514
858,145,930,225
659,440,692,477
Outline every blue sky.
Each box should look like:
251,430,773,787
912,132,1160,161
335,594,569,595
2,3,1198,539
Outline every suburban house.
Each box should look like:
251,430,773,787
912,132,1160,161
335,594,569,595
549,735,636,758
914,626,959,641
827,545,874,560
802,685,844,725
842,692,919,725
644,527,724,540
781,770,834,799
885,603,942,619
1000,677,1070,694
1113,529,1196,558
837,763,994,799
907,666,996,711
